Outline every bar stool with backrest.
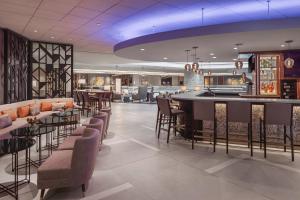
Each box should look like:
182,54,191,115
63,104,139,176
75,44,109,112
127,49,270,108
155,103,160,132
77,91,83,106
73,91,79,105
157,97,184,143
263,102,294,161
103,92,112,107
192,100,217,151
82,92,93,116
226,101,253,156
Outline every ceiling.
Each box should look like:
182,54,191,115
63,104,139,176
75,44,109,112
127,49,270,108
1,0,300,55
74,52,242,74
115,27,300,62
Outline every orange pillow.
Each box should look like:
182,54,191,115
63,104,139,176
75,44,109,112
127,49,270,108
40,102,52,112
65,101,74,109
17,106,30,118
2,109,17,121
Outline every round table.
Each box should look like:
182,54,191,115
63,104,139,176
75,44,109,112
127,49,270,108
0,137,35,157
0,135,35,200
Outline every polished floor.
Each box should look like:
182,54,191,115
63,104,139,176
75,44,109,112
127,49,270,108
1,103,300,200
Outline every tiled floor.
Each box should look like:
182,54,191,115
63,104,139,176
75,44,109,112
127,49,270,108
1,103,300,200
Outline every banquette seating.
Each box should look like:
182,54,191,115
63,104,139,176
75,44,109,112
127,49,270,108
0,98,77,138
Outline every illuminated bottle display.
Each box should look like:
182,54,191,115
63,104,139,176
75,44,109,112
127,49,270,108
259,55,279,96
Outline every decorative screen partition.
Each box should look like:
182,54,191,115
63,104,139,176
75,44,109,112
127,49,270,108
31,41,73,98
3,30,30,104
0,29,4,104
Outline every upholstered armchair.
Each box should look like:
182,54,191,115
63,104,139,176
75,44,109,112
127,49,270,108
93,112,109,137
71,117,104,145
37,128,100,199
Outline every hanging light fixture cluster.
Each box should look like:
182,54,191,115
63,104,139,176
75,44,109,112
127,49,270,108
184,50,191,71
184,47,203,75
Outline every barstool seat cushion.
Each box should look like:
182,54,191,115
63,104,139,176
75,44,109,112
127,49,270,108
171,109,184,115
58,136,81,150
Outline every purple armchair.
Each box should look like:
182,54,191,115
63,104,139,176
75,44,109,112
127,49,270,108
38,128,100,199
72,117,104,144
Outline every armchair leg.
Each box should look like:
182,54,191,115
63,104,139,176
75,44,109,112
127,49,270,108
82,184,86,197
40,189,45,199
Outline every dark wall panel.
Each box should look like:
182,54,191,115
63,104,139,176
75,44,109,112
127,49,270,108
0,29,4,104
3,30,29,104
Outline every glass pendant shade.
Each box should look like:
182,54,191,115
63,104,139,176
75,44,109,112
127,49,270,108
185,64,191,71
235,60,243,69
192,62,199,70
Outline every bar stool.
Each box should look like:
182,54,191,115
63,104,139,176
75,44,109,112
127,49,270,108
263,102,294,161
157,97,184,143
93,112,109,139
155,96,163,132
102,92,112,107
192,101,216,151
226,101,252,156
82,92,93,116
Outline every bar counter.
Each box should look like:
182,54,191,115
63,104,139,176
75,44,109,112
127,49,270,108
172,92,300,146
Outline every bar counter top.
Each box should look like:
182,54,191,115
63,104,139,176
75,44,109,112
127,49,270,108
172,92,300,104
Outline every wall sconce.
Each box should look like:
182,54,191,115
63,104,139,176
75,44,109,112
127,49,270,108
78,79,86,84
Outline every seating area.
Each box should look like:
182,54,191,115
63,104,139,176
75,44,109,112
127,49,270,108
74,90,112,116
1,1,300,200
0,98,76,137
156,96,297,162
0,96,112,199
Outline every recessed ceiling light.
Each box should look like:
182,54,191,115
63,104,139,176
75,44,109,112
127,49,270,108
281,44,285,47
140,48,145,51
210,53,214,56
233,47,238,50
96,23,101,26
34,30,38,33
233,58,237,61
163,57,168,60
50,36,55,39
212,56,217,59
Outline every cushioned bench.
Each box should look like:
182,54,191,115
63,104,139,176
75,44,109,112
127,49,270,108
0,98,76,138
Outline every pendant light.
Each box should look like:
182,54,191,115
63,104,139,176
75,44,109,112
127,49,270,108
197,58,203,75
192,46,199,71
201,8,205,25
234,43,243,69
284,40,295,69
184,50,191,71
